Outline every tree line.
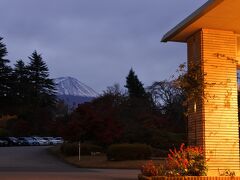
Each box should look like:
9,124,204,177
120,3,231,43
58,68,187,151
0,37,56,136
0,36,187,151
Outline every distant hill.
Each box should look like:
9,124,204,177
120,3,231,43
54,77,98,109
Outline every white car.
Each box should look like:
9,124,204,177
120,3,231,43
54,137,64,144
43,137,58,145
32,137,48,146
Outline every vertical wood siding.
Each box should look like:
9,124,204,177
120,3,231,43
187,30,204,147
187,29,239,176
150,176,240,180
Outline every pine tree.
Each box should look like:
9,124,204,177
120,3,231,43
28,50,56,107
0,37,12,113
125,68,147,99
12,60,30,105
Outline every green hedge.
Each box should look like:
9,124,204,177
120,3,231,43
60,142,78,156
60,142,103,156
80,143,103,155
107,143,152,161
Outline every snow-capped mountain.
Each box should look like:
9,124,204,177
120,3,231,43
54,77,98,97
54,77,98,109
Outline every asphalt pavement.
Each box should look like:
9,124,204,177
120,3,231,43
0,146,138,180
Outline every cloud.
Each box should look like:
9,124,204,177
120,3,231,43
0,0,207,92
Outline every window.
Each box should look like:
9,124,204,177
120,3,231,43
237,36,240,58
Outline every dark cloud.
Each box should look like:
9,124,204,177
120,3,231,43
0,0,207,92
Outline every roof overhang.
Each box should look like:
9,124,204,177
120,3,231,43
161,0,240,42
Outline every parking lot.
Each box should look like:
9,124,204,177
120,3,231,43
0,146,74,172
0,146,138,180
0,136,63,146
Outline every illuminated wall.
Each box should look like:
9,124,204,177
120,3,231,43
187,29,239,176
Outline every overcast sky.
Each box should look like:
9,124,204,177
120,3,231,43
0,0,208,93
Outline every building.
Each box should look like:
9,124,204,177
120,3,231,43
162,0,240,175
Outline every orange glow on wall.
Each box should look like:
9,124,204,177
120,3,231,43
162,0,240,176
187,29,239,175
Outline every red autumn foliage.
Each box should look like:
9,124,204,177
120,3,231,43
62,94,123,145
166,143,207,176
141,160,158,177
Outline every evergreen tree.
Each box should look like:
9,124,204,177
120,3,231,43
12,60,30,105
28,50,56,107
125,68,147,98
0,37,12,114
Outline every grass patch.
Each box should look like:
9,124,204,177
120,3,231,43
48,146,164,169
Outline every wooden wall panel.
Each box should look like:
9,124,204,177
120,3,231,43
187,30,204,147
150,176,240,180
187,29,239,176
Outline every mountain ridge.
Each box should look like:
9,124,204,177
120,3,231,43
54,76,98,108
54,76,98,97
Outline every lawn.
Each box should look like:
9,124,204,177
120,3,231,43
49,146,165,169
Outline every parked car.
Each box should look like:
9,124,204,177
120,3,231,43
1,137,19,146
18,137,39,146
43,137,58,145
0,139,8,146
32,137,48,146
54,137,64,144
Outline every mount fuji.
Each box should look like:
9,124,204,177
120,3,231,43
54,77,98,108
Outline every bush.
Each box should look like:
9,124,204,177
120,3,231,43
166,143,207,176
150,131,186,150
60,142,103,156
141,160,166,177
60,142,78,156
107,143,152,161
140,144,207,177
141,160,158,176
80,143,103,155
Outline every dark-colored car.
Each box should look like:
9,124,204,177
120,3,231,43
0,138,9,146
17,137,28,146
18,137,39,146
1,137,19,146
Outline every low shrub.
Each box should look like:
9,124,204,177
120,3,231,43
149,131,186,150
141,160,158,176
80,143,103,155
140,143,207,177
60,142,78,156
166,143,207,176
141,160,166,177
60,142,103,156
107,143,152,161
